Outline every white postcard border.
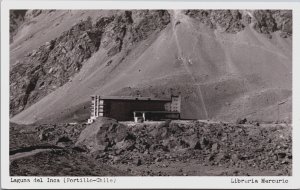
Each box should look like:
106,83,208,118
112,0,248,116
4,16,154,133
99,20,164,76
1,0,300,189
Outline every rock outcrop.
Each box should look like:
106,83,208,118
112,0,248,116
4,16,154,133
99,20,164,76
75,117,131,152
253,10,292,37
185,10,246,33
10,10,27,43
185,10,292,37
10,18,104,116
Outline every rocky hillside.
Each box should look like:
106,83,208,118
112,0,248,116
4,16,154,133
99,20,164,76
9,118,292,176
185,10,292,37
76,118,292,176
10,10,292,124
10,10,170,116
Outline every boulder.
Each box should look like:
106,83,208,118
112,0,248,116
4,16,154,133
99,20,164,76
211,143,219,152
236,118,247,124
75,117,130,152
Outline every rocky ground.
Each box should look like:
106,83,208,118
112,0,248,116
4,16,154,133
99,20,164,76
10,118,292,176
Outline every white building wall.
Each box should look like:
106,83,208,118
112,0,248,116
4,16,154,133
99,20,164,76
171,96,181,112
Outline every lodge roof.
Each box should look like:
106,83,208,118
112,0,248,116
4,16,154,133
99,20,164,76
133,110,180,114
92,95,172,101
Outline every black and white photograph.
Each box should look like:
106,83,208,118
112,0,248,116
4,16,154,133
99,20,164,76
1,0,300,189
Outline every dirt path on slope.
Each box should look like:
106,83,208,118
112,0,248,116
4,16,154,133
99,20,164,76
10,149,53,162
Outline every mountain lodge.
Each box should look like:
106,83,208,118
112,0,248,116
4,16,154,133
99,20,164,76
87,95,181,123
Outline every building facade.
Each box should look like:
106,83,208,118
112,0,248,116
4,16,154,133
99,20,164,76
88,95,181,123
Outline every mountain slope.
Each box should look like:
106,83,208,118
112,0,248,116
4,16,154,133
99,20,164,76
10,10,292,124
10,10,170,116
